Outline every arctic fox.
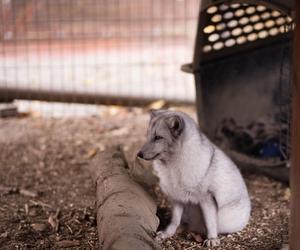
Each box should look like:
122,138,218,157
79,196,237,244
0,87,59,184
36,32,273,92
137,109,251,247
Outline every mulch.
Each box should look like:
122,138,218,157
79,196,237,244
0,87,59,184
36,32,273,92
0,107,290,249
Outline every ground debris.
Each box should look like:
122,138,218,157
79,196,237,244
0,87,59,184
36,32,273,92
85,148,98,159
19,189,39,198
0,232,8,238
0,185,18,195
48,209,60,232
31,223,47,232
29,200,52,209
190,232,204,243
56,239,80,248
0,186,39,198
0,107,290,249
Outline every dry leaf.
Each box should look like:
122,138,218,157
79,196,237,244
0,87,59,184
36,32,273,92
48,208,60,231
85,148,98,159
56,240,80,248
190,232,204,243
48,214,59,231
148,100,166,110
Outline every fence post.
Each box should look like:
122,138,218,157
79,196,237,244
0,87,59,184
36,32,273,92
291,2,300,250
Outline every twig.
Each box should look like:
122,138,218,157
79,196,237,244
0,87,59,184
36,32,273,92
184,244,198,250
29,200,52,209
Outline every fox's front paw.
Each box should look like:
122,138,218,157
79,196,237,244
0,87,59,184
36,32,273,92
203,238,220,247
155,231,172,241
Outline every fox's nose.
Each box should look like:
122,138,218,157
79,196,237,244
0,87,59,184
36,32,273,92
137,151,144,159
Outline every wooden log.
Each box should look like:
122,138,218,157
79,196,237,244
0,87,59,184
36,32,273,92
88,147,160,250
227,150,289,185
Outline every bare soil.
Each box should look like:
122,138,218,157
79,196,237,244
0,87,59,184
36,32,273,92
0,107,290,249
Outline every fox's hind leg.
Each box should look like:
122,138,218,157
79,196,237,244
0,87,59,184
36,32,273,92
217,198,250,234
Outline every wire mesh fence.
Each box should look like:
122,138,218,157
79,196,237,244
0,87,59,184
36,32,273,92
0,0,199,116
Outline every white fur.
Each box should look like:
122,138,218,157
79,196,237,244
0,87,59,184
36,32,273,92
153,113,251,245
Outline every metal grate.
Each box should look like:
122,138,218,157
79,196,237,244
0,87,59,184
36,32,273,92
182,0,294,163
202,3,294,53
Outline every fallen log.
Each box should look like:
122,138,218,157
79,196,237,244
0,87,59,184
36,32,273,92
89,146,160,250
227,150,289,185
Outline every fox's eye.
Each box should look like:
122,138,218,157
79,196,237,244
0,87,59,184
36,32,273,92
154,135,163,141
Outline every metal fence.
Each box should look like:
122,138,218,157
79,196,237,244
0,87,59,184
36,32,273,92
0,0,199,116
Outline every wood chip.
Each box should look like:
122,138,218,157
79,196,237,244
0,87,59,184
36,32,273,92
107,127,129,137
0,232,8,238
0,186,38,197
19,189,39,198
85,148,98,159
24,204,29,215
29,200,52,209
48,214,59,232
56,240,80,248
65,224,73,234
283,188,291,201
48,208,60,231
97,143,106,152
31,223,47,232
0,185,17,195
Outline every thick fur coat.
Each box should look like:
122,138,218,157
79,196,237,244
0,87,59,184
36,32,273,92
138,110,251,247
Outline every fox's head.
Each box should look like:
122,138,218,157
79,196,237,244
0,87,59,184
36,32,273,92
137,109,185,161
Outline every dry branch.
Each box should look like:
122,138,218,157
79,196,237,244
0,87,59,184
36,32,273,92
89,147,160,250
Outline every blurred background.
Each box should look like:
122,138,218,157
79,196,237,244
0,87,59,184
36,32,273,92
0,0,199,117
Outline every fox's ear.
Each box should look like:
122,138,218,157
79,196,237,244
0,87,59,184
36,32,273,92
150,109,165,119
150,109,158,119
166,115,185,138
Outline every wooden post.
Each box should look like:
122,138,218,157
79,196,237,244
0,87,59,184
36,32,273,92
290,3,300,250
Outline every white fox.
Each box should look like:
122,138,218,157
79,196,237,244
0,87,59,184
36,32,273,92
138,110,251,247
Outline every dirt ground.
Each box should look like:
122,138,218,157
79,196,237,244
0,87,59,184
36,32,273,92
0,106,290,249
